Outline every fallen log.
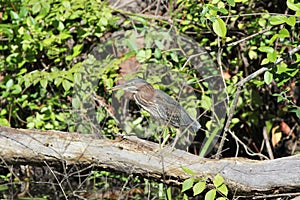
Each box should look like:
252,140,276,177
0,126,299,195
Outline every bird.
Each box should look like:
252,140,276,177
112,78,201,148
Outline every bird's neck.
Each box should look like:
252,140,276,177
134,84,154,106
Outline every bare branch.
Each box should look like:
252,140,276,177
1,126,300,195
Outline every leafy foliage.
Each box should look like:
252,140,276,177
0,0,118,129
181,166,228,199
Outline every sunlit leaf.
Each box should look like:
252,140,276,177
213,174,224,187
6,79,14,89
213,18,227,37
182,178,194,192
193,181,206,196
258,46,274,53
278,28,290,38
264,71,273,85
205,189,216,200
285,16,296,26
0,118,10,127
62,80,72,91
287,0,300,11
269,16,287,25
181,166,195,176
291,109,300,119
40,79,48,89
217,184,228,196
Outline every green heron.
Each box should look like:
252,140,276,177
112,78,201,143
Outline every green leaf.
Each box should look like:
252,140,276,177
19,7,28,18
12,84,22,94
170,52,179,62
72,96,81,109
248,49,257,60
231,118,240,124
226,0,235,7
258,46,274,53
43,37,55,46
57,21,65,31
258,18,267,27
264,71,273,85
10,11,19,20
0,118,10,126
285,16,296,26
74,73,82,83
166,187,172,200
62,80,72,91
56,113,66,122
17,68,27,76
291,109,300,119
124,36,138,52
154,40,164,49
212,18,227,38
267,51,277,62
32,3,41,14
217,184,228,196
72,44,83,57
182,178,194,192
136,49,152,63
200,95,212,110
205,189,216,200
269,15,287,25
40,79,48,89
129,16,148,25
213,174,224,187
261,58,269,65
193,181,206,196
27,122,35,129
276,63,290,74
100,17,108,26
219,8,228,14
181,166,195,176
278,28,289,38
287,0,300,11
154,48,162,59
62,1,71,9
6,79,14,89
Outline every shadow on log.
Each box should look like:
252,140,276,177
0,126,300,195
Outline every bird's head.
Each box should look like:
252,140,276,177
112,78,151,94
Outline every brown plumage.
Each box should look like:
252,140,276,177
112,78,200,133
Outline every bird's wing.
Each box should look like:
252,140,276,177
154,90,200,132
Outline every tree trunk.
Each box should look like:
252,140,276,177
0,126,299,195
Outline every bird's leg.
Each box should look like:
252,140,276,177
152,125,172,152
160,127,171,148
171,129,182,150
171,128,195,151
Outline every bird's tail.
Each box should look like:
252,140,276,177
188,120,201,133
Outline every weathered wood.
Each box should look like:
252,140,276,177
0,126,300,194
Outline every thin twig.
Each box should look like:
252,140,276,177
118,174,133,200
44,161,68,200
216,87,241,159
262,126,274,159
228,130,270,160
226,27,272,47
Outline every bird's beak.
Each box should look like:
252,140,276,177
111,84,127,91
111,83,137,92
